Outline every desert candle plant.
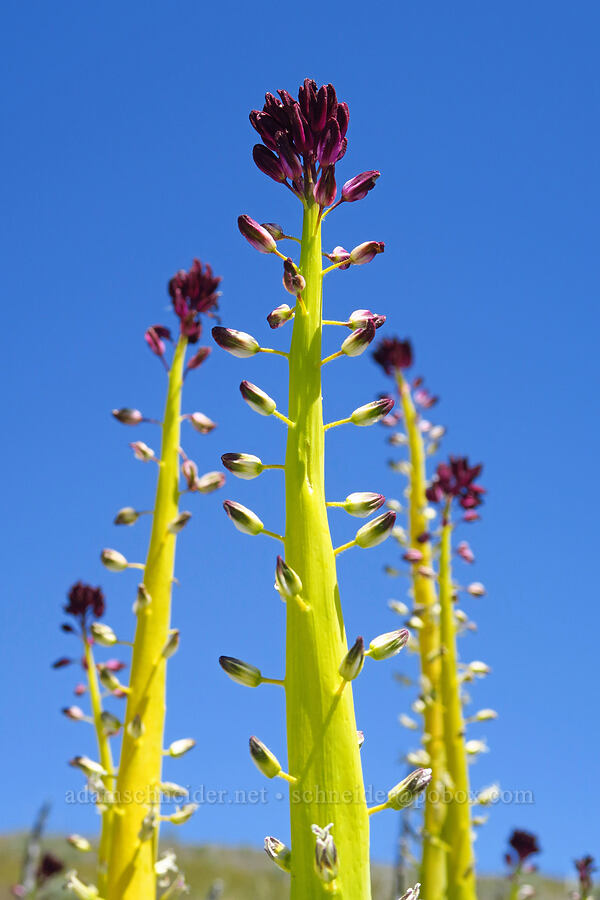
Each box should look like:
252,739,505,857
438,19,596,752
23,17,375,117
55,261,224,899
215,80,425,899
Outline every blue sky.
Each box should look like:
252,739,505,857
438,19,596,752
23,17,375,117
1,0,598,880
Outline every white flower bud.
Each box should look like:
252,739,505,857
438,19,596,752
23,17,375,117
312,823,338,885
275,556,303,597
338,637,365,681
264,836,292,872
168,738,196,758
114,507,141,526
219,656,262,688
133,583,151,614
160,782,189,799
66,835,92,852
69,756,107,778
195,471,226,493
368,628,409,660
165,803,198,825
188,412,217,434
100,548,128,572
475,784,500,806
399,714,418,730
350,397,394,426
90,622,118,646
100,711,121,736
388,599,409,615
130,441,155,462
355,511,396,549
162,629,180,658
387,767,432,810
221,453,264,480
467,582,486,597
63,870,99,899
223,500,264,536
249,736,281,779
168,511,192,534
341,491,385,518
127,714,144,739
239,380,277,416
212,326,260,358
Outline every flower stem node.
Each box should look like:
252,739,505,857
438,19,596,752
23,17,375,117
66,835,92,853
339,636,365,681
223,500,264,536
130,441,156,462
112,408,143,425
340,319,376,357
355,511,396,549
219,655,262,688
165,803,198,825
186,412,217,434
264,836,292,873
100,548,129,572
212,326,261,358
348,309,386,330
267,303,294,329
312,823,339,885
221,453,264,480
275,556,303,598
167,738,196,758
341,492,385,517
387,767,432,811
162,629,180,658
249,736,282,779
168,511,192,534
349,241,385,265
350,397,394,426
90,622,118,646
367,628,409,660
239,380,277,417
238,215,278,254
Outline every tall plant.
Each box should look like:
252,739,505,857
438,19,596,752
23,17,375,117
55,261,225,899
215,80,428,899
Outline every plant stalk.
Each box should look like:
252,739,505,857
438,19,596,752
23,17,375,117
284,201,371,898
106,336,187,899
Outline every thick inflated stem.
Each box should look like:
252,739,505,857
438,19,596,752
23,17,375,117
396,372,447,900
106,336,186,899
284,201,371,898
439,516,477,900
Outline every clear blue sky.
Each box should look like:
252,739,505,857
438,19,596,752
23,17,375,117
1,0,598,880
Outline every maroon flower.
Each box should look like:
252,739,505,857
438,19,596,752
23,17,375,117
64,582,105,627
575,856,595,895
426,457,485,512
508,830,540,864
36,853,64,883
168,259,221,343
373,338,413,374
250,80,350,206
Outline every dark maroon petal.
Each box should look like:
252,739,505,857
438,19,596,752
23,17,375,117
252,144,286,182
325,83,338,118
314,167,337,208
276,133,303,182
298,78,317,120
52,657,73,669
317,119,342,167
336,102,349,138
373,337,413,374
186,346,211,371
311,85,328,134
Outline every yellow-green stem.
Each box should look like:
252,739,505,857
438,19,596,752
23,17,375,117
440,511,477,900
106,336,187,899
83,635,114,896
284,201,371,899
396,372,447,900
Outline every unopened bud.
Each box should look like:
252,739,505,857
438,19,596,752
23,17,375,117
357,730,365,748
168,738,196,758
97,665,124,693
139,811,157,842
181,459,198,490
127,714,144,739
133,583,151,614
399,714,418,730
219,656,262,688
340,319,376,357
223,500,264,536
261,222,285,240
368,628,409,660
388,599,409,615
465,739,488,756
90,622,117,646
66,835,92,852
264,836,292,872
282,258,306,296
186,346,211,371
100,710,121,736
467,582,486,597
114,507,141,526
355,511,396,549
342,491,385,518
457,541,475,564
471,708,498,722
314,166,337,207
221,453,264,480
267,303,294,329
475,784,500,806
350,397,395,426
160,782,189,799
312,823,338,885
166,803,198,825
387,767,432,810
100,548,128,572
187,412,217,434
339,636,365,681
130,441,155,462
238,215,277,253
399,883,421,900
275,556,303,598
63,871,99,899
212,326,260,358
62,706,87,721
469,660,491,676
348,308,386,329
195,471,226,493
341,170,380,202
239,380,277,416
162,629,180,658
112,407,143,425
349,240,385,265
249,736,281,779
168,511,192,534
69,756,107,778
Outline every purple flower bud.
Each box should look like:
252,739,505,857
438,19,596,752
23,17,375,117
340,319,376,357
267,303,294,329
275,133,303,183
252,145,286,182
355,510,396,549
336,102,350,138
349,241,385,265
314,166,337,208
212,326,260,358
52,657,73,669
223,499,264,536
317,119,342,167
325,246,351,270
348,309,386,330
112,408,143,425
261,222,285,240
238,215,277,254
221,453,264,480
145,324,172,356
239,380,277,416
341,171,380,203
186,346,211,371
282,258,306,296
350,397,395,426
373,337,413,374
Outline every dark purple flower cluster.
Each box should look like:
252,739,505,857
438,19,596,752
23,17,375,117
575,856,595,895
373,337,413,374
506,829,540,865
64,581,105,626
426,457,485,511
251,80,378,210
168,259,221,343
